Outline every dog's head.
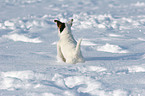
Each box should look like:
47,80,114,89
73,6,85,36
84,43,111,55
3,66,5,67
54,19,73,36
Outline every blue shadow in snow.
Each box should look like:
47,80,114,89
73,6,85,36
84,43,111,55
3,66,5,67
85,53,144,61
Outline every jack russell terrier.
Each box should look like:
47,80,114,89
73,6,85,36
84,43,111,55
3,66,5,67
54,19,85,64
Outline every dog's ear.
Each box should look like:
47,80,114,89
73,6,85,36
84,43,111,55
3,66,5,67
54,20,65,33
67,19,73,27
54,20,62,28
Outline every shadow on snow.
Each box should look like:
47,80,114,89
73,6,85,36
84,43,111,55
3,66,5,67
86,53,144,61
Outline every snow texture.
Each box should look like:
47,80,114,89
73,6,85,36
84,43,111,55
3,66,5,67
0,0,145,96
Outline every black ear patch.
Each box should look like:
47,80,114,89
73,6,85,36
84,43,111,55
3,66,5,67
54,20,65,33
59,23,65,33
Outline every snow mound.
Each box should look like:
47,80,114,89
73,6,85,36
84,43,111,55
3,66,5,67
0,15,51,30
78,66,107,73
112,89,128,96
81,39,97,46
127,66,145,73
97,43,128,53
109,34,123,37
3,33,42,43
2,0,42,5
132,2,145,7
64,76,128,96
138,37,145,41
0,70,49,90
64,76,101,93
73,13,143,30
51,72,129,96
26,92,56,96
73,13,115,29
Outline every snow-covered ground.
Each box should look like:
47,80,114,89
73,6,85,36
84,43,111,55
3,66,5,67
0,0,145,96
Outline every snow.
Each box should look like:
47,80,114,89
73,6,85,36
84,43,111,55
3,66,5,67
3,33,42,43
132,2,145,7
0,0,145,96
97,43,128,53
127,66,145,73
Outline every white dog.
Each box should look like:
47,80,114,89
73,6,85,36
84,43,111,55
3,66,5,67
54,19,85,64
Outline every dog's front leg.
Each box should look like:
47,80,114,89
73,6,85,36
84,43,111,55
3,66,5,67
57,42,66,62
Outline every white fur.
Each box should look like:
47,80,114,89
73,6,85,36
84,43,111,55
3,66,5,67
57,20,85,64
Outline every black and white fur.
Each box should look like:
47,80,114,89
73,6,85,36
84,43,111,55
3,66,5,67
54,19,85,64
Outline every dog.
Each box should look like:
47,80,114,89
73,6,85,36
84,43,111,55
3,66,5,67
54,19,85,64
